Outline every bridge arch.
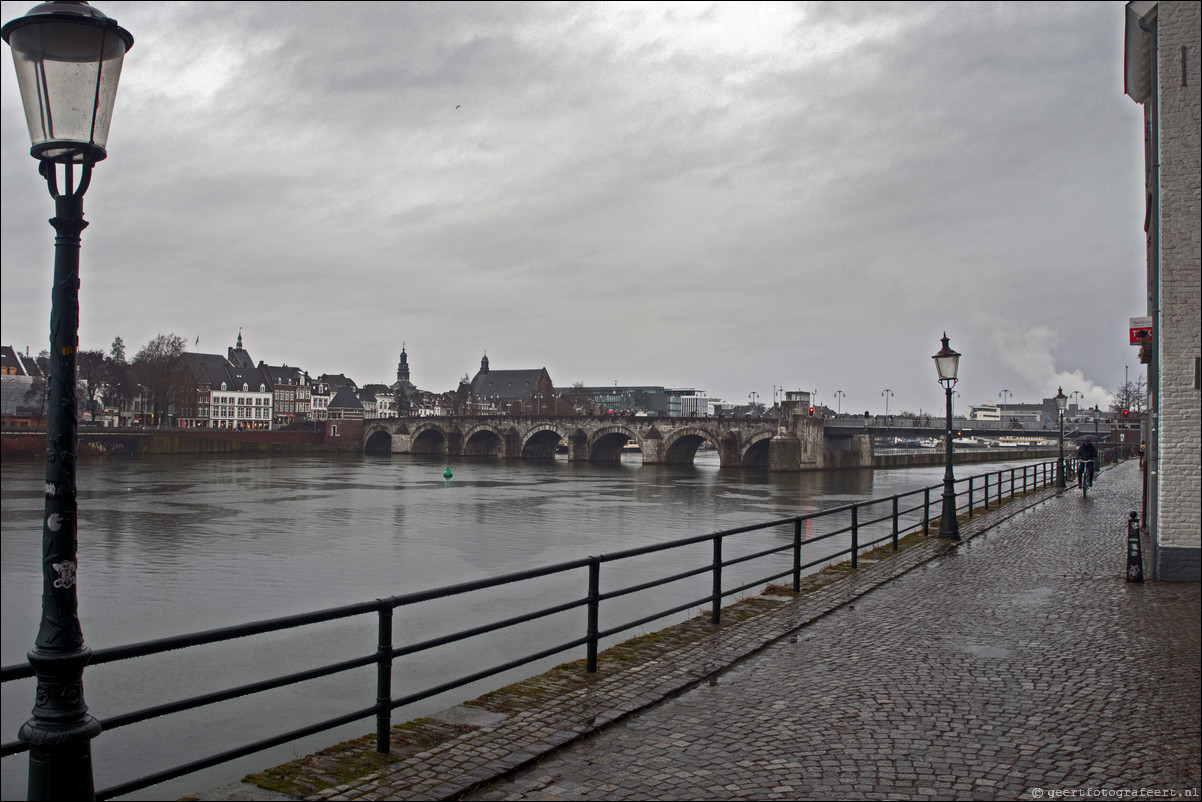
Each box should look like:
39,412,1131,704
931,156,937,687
522,424,567,459
587,424,641,463
462,424,504,457
739,430,777,468
364,428,392,455
410,422,449,455
660,426,721,465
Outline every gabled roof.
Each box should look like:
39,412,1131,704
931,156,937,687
184,352,271,393
320,374,358,390
263,364,307,386
470,368,550,400
329,385,364,409
1,346,32,376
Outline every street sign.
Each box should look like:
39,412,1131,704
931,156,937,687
1129,316,1152,345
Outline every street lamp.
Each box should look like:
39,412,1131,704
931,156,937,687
3,3,133,799
1055,386,1068,488
932,333,961,539
881,388,893,417
834,390,845,415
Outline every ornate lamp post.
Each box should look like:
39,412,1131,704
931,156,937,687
932,334,961,540
1055,387,1068,488
2,3,133,799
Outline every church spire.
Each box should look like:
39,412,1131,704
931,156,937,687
397,342,410,384
480,352,489,374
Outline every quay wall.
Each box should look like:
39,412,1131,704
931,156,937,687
874,448,1058,469
0,428,344,459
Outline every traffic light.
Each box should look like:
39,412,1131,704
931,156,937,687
808,406,815,417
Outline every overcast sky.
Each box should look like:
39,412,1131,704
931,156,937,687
1,1,1147,415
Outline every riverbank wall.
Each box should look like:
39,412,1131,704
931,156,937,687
873,447,1058,468
0,427,351,458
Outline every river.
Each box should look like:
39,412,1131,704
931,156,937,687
0,451,1047,800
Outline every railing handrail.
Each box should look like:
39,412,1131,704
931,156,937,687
2,451,1123,799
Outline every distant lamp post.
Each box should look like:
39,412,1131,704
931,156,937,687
1055,386,1068,489
932,333,961,539
881,388,893,417
3,3,133,799
834,390,845,415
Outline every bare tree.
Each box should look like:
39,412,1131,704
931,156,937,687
131,334,191,427
562,382,593,414
76,349,108,421
1109,375,1148,413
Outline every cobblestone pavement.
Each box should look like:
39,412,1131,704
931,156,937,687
461,461,1200,801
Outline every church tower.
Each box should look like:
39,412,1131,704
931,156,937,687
397,343,411,385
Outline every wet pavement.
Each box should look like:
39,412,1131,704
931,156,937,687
203,459,1200,801
460,460,1200,801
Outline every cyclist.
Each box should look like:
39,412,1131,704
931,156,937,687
1077,438,1098,488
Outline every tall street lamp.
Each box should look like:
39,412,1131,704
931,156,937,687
881,388,893,417
1055,387,1068,488
932,333,961,539
834,390,845,415
3,3,133,799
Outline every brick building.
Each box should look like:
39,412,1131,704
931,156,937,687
1124,1,1201,580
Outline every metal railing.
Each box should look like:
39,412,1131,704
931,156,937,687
1,456,1095,799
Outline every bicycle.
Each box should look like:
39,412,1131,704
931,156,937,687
1077,458,1095,498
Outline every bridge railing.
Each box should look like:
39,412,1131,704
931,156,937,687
1,458,1070,800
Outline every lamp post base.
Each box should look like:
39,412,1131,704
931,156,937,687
937,489,960,539
19,646,102,801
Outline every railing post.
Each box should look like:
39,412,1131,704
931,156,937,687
376,603,393,753
923,488,930,535
968,476,974,518
586,559,600,673
850,507,859,569
711,536,722,625
792,519,802,592
984,474,990,511
1010,468,1016,499
891,496,899,550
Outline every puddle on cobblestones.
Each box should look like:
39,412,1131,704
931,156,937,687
953,642,1014,659
1011,586,1056,606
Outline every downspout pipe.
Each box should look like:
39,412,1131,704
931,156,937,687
1137,12,1160,575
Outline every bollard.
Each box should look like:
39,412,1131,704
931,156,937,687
1126,511,1144,583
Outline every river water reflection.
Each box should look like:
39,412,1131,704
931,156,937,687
1,451,1046,799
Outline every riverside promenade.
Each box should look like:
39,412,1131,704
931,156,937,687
205,459,1200,801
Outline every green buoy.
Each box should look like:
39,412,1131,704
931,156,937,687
443,467,453,479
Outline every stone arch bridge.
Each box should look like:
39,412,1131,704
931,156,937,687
362,412,872,471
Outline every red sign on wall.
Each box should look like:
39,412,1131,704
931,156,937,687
1129,316,1152,345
